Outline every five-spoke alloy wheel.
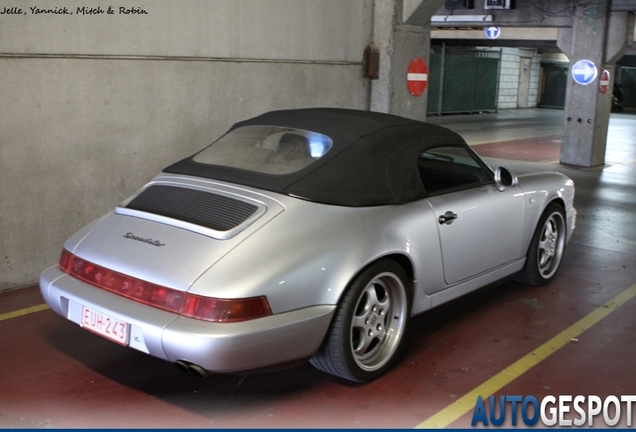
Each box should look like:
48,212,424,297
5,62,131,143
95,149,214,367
516,203,567,286
311,260,411,383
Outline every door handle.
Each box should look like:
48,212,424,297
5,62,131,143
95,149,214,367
438,211,458,225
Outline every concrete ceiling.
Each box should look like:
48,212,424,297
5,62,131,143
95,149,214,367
411,1,636,56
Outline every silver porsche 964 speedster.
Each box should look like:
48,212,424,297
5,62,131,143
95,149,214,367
40,108,576,383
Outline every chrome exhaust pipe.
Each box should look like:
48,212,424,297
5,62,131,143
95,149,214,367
175,360,191,374
187,364,212,379
175,360,212,378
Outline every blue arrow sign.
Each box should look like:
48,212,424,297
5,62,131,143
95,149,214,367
571,59,598,85
484,26,501,39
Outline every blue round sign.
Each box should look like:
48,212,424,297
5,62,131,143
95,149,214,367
571,59,598,85
484,26,501,39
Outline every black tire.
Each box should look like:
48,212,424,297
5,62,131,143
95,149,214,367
516,203,567,286
310,260,411,383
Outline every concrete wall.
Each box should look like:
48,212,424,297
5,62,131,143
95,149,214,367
496,48,542,110
0,0,374,291
472,47,570,110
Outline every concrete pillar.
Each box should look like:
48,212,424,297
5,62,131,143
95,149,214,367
370,0,439,121
370,0,397,115
558,3,634,167
388,24,431,121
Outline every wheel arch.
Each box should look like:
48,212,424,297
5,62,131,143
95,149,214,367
310,253,414,382
384,253,415,283
516,199,568,286
522,197,566,255
549,197,565,212
333,253,416,307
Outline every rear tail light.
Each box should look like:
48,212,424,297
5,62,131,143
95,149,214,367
181,295,272,322
58,249,272,322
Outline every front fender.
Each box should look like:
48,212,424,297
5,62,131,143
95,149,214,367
517,172,576,252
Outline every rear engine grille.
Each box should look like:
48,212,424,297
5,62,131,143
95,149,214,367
126,185,258,232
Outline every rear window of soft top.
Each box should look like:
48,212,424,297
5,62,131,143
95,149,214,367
193,126,333,175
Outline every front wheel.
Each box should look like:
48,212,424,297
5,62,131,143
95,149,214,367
310,260,411,383
516,203,567,286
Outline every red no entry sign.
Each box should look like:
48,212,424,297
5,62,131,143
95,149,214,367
407,57,428,97
599,69,610,95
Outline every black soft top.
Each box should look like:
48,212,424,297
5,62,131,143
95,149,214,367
164,108,468,206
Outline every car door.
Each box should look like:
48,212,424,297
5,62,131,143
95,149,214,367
420,146,526,287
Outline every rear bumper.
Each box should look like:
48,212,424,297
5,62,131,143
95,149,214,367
40,265,335,373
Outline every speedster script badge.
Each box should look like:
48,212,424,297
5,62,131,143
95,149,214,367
123,232,165,247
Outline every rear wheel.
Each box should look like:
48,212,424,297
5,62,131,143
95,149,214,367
310,260,411,383
516,203,566,286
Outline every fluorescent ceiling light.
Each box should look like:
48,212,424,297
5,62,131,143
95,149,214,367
431,15,494,22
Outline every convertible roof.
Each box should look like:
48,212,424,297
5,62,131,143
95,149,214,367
164,108,468,206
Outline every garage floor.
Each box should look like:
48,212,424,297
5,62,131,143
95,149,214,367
2,108,635,428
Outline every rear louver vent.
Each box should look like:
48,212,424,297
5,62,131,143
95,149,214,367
126,186,258,232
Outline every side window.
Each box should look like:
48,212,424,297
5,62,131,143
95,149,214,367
418,146,493,195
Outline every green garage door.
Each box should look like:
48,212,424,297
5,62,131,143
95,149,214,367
538,62,568,109
618,67,636,110
429,46,499,115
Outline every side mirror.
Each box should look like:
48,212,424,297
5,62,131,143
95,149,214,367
494,166,518,192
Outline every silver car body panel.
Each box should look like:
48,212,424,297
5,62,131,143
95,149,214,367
40,265,335,372
41,163,576,373
425,183,526,286
63,174,285,293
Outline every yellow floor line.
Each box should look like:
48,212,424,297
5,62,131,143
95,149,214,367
0,303,50,322
417,282,636,429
